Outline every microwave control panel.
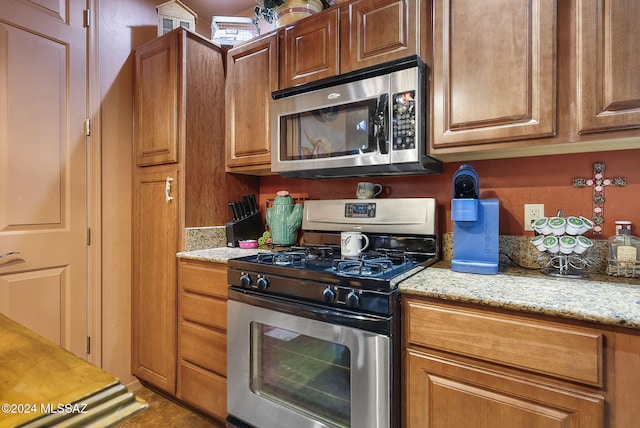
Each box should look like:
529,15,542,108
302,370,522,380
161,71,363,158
392,90,416,150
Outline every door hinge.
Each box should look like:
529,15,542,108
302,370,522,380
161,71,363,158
86,336,91,355
83,9,91,28
85,118,91,136
87,227,91,245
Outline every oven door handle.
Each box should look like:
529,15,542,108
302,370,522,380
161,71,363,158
228,288,393,336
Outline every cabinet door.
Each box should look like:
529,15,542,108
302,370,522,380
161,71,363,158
406,350,605,428
133,32,180,166
431,0,556,148
226,33,278,171
340,0,419,73
577,0,640,133
132,168,179,394
279,8,339,88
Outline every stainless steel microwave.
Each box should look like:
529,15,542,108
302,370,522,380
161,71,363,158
271,56,442,179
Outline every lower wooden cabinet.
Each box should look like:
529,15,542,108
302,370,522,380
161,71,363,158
177,259,228,422
406,350,604,428
402,297,640,428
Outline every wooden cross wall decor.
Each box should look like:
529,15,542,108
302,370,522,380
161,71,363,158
573,162,626,234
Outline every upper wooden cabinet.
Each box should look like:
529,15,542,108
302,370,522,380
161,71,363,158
577,0,640,133
340,0,425,73
279,8,339,88
430,0,640,162
134,32,180,166
226,32,278,173
279,0,426,89
431,0,557,149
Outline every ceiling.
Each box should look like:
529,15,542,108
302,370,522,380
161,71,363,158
181,0,257,20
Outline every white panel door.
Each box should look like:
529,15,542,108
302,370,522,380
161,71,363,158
0,0,89,359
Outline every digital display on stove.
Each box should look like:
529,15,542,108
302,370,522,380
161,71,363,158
345,203,376,218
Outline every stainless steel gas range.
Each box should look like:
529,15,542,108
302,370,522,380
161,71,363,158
226,198,438,428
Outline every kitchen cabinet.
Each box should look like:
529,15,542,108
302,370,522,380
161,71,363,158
431,0,557,149
177,259,228,422
430,0,640,162
133,30,179,167
403,296,640,428
132,27,258,394
226,32,278,174
279,0,427,89
339,0,426,73
279,8,339,88
132,167,179,393
577,0,640,133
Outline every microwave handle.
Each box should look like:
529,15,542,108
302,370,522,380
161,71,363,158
375,94,389,154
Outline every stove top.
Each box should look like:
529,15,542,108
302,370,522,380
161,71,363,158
229,233,436,287
255,242,430,271
227,198,438,315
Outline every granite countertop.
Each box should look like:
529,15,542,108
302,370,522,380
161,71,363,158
177,248,640,330
401,262,640,330
177,247,266,263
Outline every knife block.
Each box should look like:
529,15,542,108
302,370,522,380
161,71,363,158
225,212,265,247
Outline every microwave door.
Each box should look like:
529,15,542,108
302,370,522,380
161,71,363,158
275,95,391,172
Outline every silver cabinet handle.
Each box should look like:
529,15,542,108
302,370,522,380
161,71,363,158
0,251,20,259
165,177,174,203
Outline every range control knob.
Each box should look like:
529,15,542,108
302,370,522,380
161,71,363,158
256,276,269,291
346,291,360,308
322,287,336,303
239,273,251,288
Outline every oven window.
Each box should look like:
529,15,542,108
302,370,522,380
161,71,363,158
279,99,377,160
250,322,351,427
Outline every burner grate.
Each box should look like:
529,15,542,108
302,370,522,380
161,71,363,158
333,258,394,276
290,245,335,262
257,250,306,267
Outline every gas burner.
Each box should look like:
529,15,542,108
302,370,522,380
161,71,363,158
257,250,306,267
333,258,394,276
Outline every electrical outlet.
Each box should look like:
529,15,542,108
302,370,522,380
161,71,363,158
524,204,545,231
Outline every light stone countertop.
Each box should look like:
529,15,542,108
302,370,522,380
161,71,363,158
177,247,640,330
401,264,640,330
177,247,266,263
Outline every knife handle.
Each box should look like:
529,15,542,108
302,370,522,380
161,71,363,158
229,202,239,220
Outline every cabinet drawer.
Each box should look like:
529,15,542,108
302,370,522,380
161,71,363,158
181,292,226,330
405,300,603,386
179,361,226,421
180,321,226,375
179,260,227,298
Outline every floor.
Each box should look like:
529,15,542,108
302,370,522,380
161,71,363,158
115,387,224,428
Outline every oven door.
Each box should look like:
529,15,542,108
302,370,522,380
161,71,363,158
227,289,393,428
